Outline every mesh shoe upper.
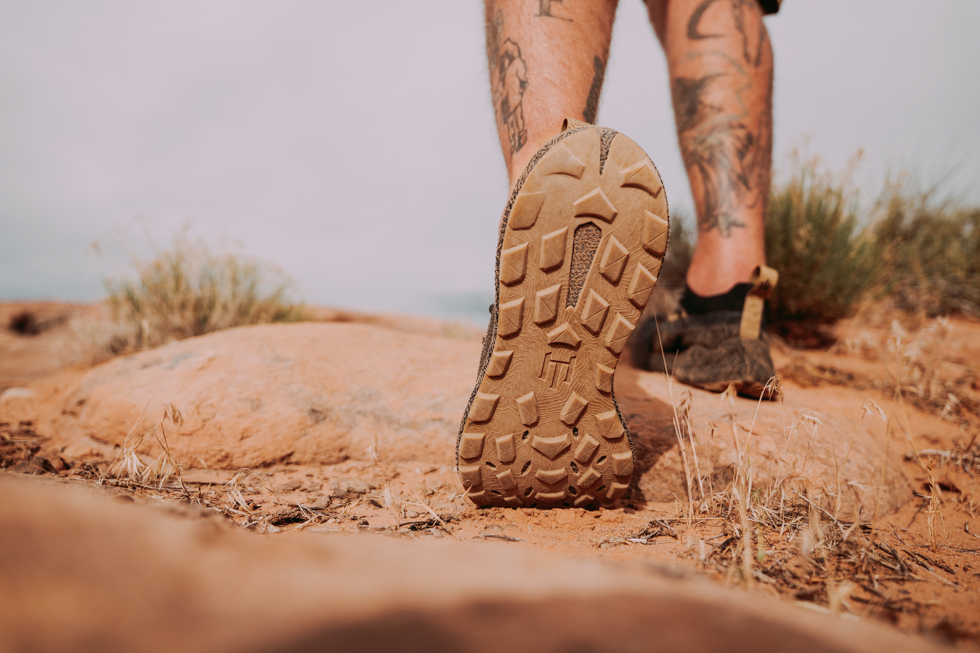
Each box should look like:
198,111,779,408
632,266,779,398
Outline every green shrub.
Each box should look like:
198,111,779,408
649,150,980,345
103,230,307,350
763,152,881,336
873,184,980,318
659,209,695,292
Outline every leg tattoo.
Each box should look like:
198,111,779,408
536,0,573,22
583,55,606,124
487,7,529,157
674,0,772,238
687,0,723,40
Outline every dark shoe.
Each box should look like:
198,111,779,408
632,266,779,399
457,119,670,508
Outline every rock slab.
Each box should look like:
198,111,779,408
41,321,910,515
60,323,481,468
616,368,911,515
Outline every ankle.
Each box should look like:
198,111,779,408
685,230,766,296
685,263,763,296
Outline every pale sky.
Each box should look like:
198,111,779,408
2,1,978,322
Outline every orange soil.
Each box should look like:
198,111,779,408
2,302,979,649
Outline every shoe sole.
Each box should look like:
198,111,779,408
457,124,669,508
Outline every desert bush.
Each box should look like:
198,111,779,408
659,211,695,292
103,229,307,350
763,152,880,337
654,150,980,344
873,182,980,318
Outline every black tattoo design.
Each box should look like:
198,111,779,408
730,0,767,65
487,9,529,156
673,73,754,236
688,0,766,67
732,0,750,62
583,55,606,124
676,0,771,237
672,74,755,238
537,0,572,22
687,0,723,40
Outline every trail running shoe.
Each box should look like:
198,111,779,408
632,265,779,399
457,119,670,508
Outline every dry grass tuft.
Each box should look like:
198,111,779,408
884,318,969,423
647,336,974,625
104,403,185,490
98,225,307,352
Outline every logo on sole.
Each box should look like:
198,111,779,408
540,349,576,389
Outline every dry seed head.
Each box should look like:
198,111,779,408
760,376,782,401
888,319,907,346
142,450,178,487
108,446,147,481
939,393,960,420
794,412,823,438
860,399,887,423
832,330,880,356
225,468,254,513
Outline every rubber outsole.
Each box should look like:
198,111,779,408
457,124,669,508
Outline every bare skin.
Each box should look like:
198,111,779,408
485,0,618,187
487,0,773,297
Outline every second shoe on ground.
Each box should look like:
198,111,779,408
632,265,780,399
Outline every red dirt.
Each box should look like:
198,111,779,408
1,302,978,651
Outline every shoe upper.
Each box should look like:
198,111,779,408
632,265,779,398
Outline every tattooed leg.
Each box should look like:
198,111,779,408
486,0,618,189
648,0,773,295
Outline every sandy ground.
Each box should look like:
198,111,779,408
1,300,979,651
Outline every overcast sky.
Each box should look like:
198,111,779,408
2,1,978,321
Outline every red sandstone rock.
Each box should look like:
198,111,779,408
617,367,911,515
37,321,910,515
59,323,481,468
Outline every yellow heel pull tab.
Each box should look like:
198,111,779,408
739,265,779,340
